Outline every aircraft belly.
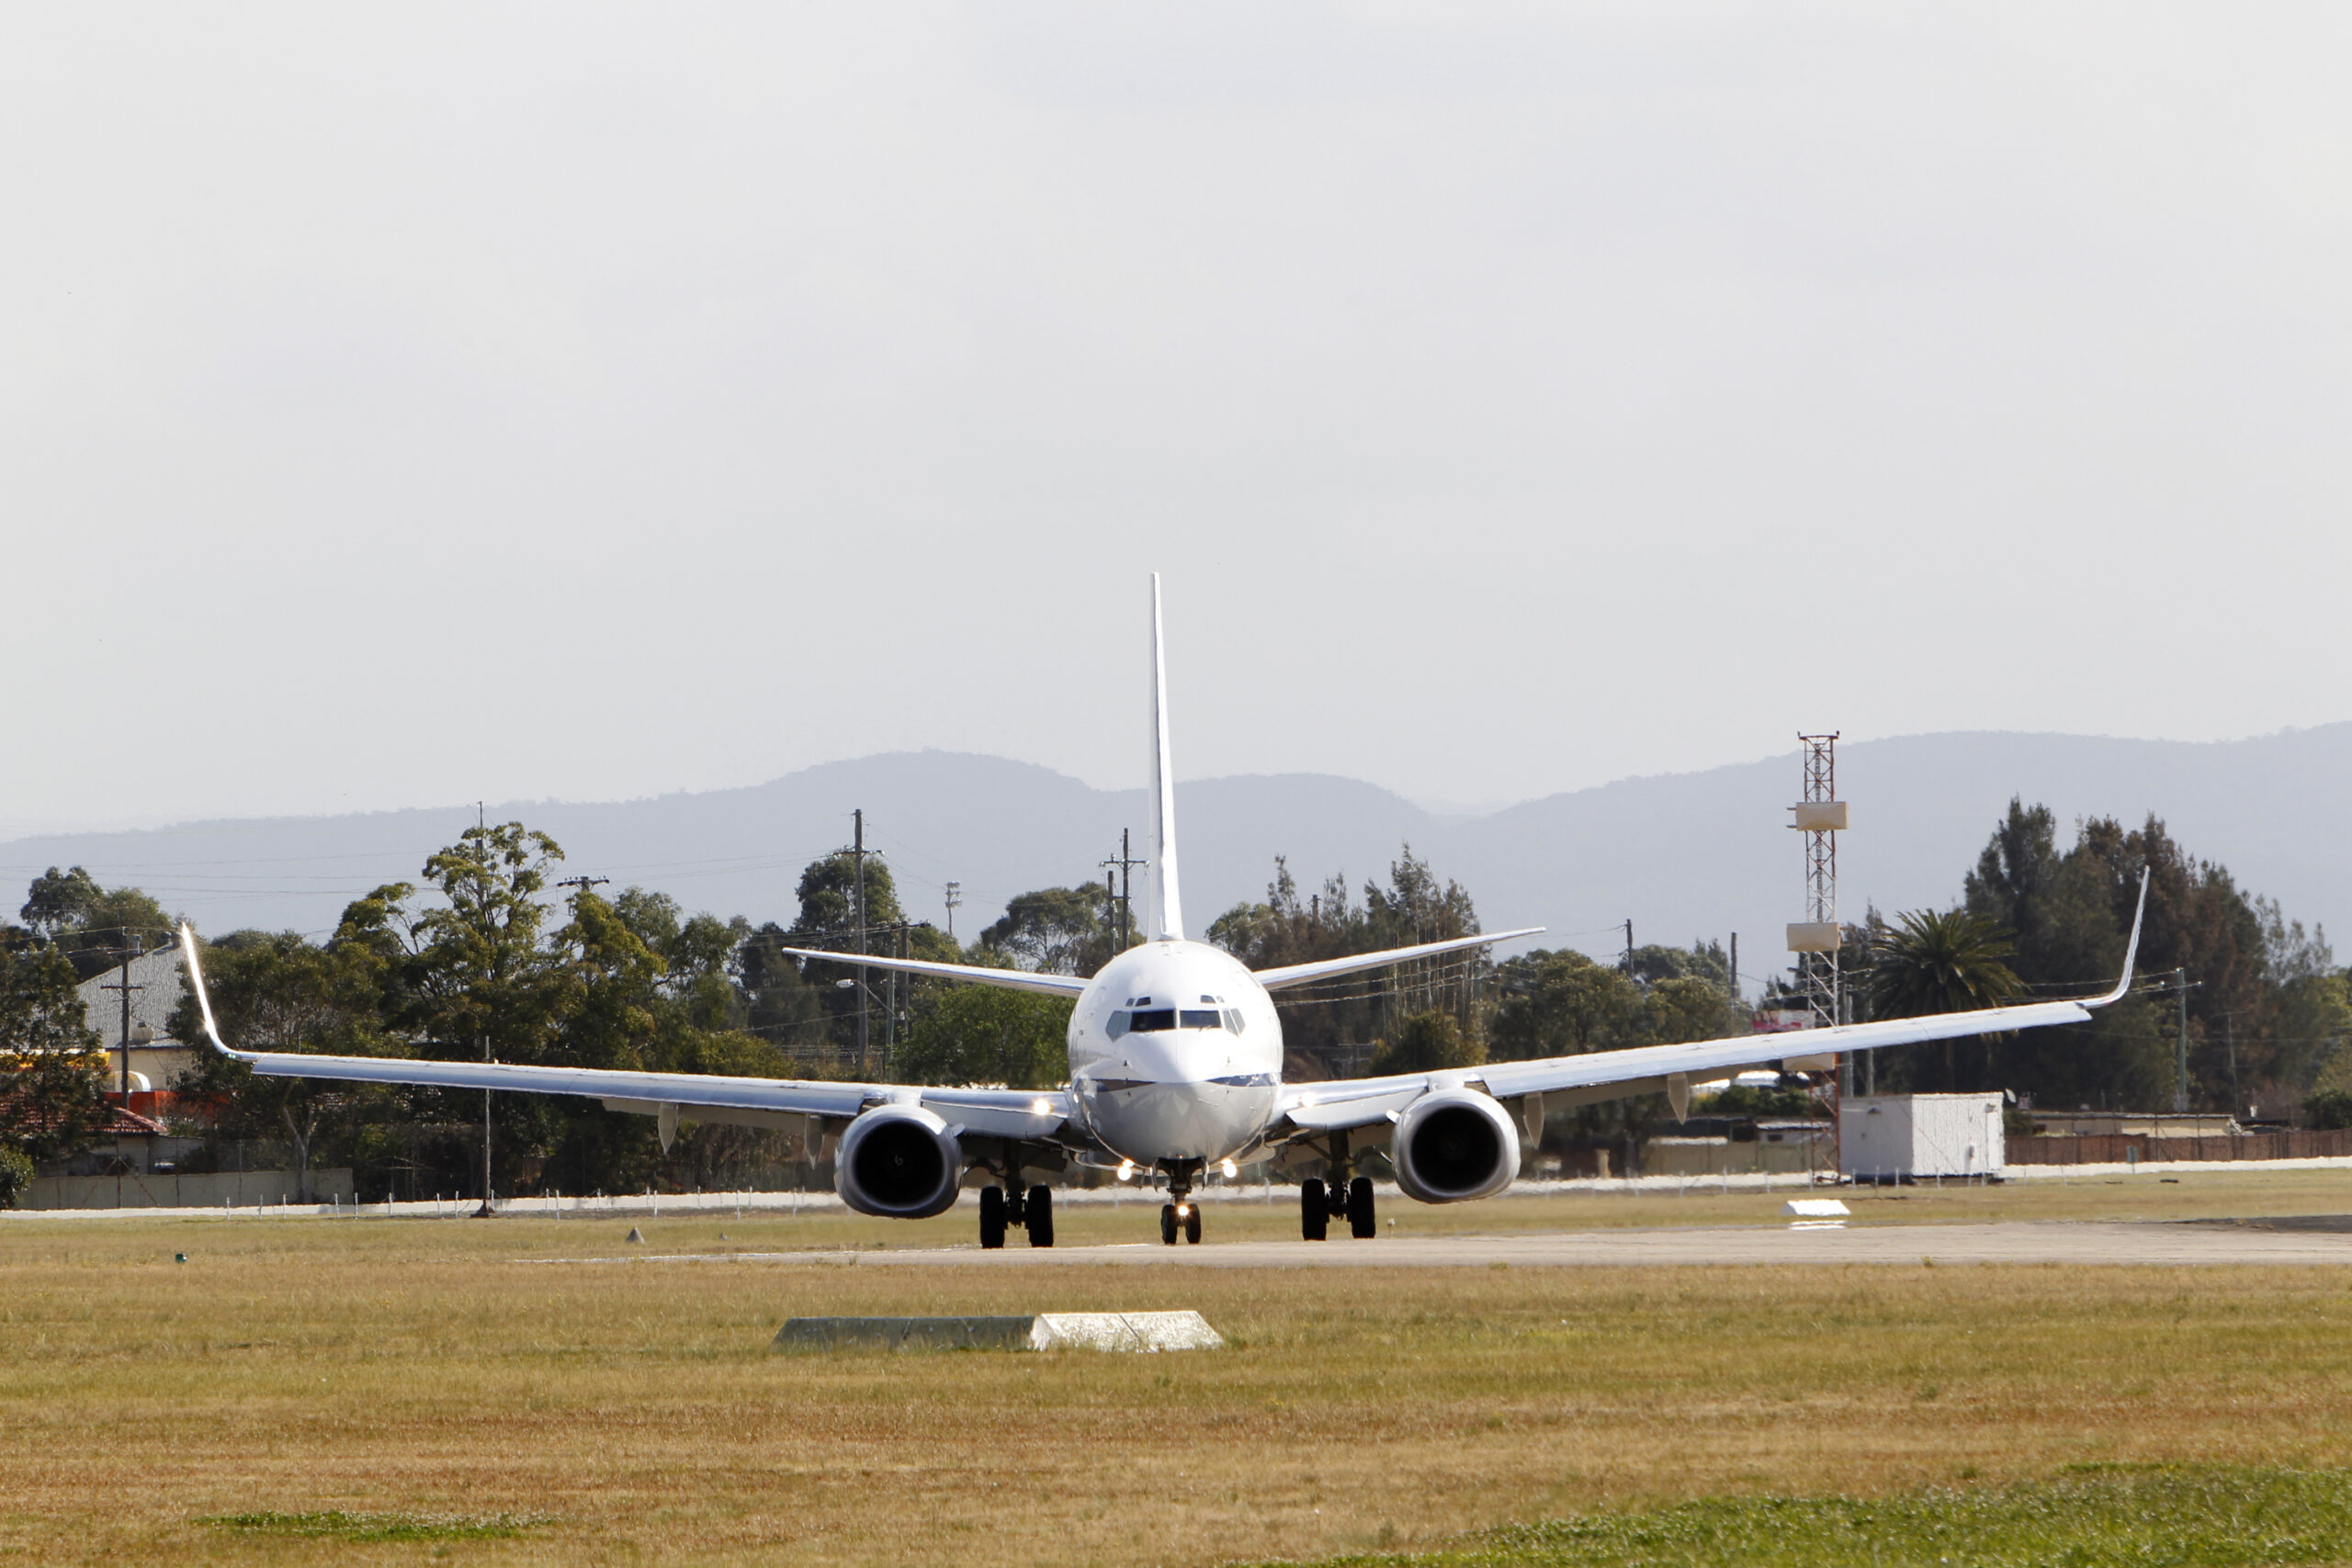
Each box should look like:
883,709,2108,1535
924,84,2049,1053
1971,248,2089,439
1080,1080,1275,1165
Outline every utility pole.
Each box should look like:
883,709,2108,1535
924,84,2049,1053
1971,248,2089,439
890,922,909,1059
474,1030,494,1218
99,937,145,1100
2173,967,2189,1114
944,882,961,942
556,875,609,900
468,818,501,1222
1623,919,1634,979
1102,829,1145,951
853,808,869,1077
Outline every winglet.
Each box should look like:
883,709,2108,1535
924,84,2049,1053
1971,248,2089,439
177,922,248,1059
2086,868,2151,1009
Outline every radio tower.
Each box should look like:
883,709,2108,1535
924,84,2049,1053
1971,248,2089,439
1787,734,1848,1180
1786,733,1846,1028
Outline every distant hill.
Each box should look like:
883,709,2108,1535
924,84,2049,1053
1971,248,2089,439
4,727,2346,991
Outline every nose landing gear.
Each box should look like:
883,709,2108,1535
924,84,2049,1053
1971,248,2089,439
1158,1160,1206,1245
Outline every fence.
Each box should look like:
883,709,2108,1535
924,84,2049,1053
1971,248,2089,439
24,1168,356,1211
2006,1130,2352,1166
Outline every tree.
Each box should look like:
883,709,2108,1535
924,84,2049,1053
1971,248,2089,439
0,930,108,1166
2304,1089,2352,1131
1867,908,2026,1091
20,867,172,977
1953,805,2309,1111
1370,1010,1483,1075
1210,848,1487,1061
411,823,573,1065
1643,976,1733,1044
0,1144,33,1208
1963,799,2061,961
167,930,400,1202
786,850,905,945
895,987,1072,1089
737,921,832,1067
783,850,950,1060
1489,949,1641,1060
982,886,1113,976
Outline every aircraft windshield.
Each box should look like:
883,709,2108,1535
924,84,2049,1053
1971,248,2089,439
1107,1008,1239,1037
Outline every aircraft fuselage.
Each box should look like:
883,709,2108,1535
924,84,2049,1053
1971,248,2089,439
1065,939,1284,1168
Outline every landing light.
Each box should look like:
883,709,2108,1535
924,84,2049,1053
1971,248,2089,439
1116,1159,1136,1181
1219,1158,1238,1179
1175,1203,1191,1217
1030,1098,1052,1114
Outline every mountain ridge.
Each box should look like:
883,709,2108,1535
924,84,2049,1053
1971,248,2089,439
4,725,2346,987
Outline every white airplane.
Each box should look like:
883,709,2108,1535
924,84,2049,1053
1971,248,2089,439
180,576,2147,1247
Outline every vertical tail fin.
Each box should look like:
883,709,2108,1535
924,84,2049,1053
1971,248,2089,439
1147,574,1184,942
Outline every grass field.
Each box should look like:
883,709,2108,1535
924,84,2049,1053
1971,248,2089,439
6,1171,2352,1566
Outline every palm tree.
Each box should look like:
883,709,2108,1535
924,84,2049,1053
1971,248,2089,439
1868,908,2026,1091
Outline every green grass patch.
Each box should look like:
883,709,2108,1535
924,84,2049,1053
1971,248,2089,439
206,1509,550,1542
1275,1465,2352,1567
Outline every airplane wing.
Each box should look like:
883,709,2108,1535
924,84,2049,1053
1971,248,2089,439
1277,874,2147,1138
1251,928,1546,992
772,945,1089,998
177,925,1076,1144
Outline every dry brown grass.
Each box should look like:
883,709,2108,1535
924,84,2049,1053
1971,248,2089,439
5,1176,2351,1566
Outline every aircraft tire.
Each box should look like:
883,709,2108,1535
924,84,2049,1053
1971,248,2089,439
1026,1185,1055,1247
1160,1203,1179,1246
1183,1205,1202,1245
979,1185,1007,1250
1349,1177,1376,1238
1301,1179,1329,1242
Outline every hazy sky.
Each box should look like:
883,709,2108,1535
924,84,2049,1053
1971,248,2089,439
6,4,2348,835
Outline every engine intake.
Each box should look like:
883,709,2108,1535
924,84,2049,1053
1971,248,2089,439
834,1105,962,1218
1391,1089,1521,1203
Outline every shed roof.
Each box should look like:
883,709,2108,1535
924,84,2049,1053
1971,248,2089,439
74,946,186,1048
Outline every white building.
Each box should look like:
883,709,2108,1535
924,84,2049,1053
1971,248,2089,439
1839,1093,2006,1181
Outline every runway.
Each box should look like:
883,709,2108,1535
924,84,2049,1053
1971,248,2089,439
564,1218,2352,1269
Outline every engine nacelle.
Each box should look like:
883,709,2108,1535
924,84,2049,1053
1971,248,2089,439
833,1105,962,1219
1391,1089,1521,1203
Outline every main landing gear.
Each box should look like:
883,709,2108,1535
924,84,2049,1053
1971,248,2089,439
978,1183,1055,1250
1300,1174,1376,1242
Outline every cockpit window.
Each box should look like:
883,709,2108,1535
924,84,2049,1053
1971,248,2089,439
1114,1007,1234,1034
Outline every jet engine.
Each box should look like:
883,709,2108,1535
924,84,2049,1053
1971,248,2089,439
833,1105,962,1218
1391,1089,1521,1203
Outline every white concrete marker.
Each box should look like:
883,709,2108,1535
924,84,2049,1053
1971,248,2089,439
1027,1312,1225,1351
1785,1198,1851,1231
